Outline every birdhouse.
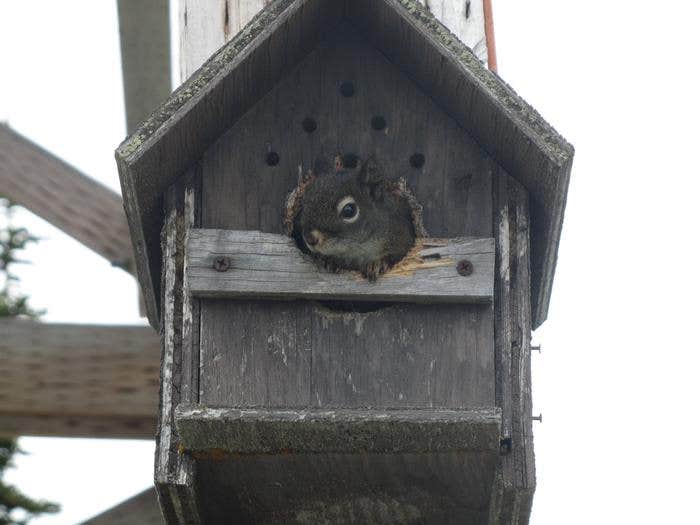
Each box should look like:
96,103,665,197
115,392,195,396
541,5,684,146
116,1,572,523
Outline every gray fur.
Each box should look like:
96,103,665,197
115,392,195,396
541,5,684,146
297,158,416,280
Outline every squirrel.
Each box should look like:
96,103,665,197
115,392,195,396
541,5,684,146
294,156,416,281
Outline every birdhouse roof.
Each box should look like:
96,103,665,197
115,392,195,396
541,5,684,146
116,0,573,330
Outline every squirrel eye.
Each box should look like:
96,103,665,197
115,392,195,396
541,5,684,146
337,196,359,223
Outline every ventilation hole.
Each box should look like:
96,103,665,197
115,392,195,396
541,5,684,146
340,81,355,97
371,115,387,130
342,153,359,169
266,151,280,166
409,153,425,169
302,117,317,133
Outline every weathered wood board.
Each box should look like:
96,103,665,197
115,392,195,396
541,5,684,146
176,405,500,453
194,450,497,523
0,320,158,438
187,229,494,303
199,299,494,409
0,125,134,271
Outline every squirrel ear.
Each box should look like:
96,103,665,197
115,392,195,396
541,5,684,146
358,157,385,199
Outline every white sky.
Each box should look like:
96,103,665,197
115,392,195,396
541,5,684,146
1,1,700,523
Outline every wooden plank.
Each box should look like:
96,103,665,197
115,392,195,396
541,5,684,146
187,229,494,303
176,404,501,453
199,299,313,408
154,173,203,525
0,414,155,440
117,0,171,133
196,450,497,522
0,124,134,271
200,299,494,410
489,172,536,523
80,488,162,525
0,320,158,438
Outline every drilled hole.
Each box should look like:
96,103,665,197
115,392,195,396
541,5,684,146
371,115,387,130
340,81,355,97
266,151,280,166
302,117,317,133
409,153,425,168
342,153,359,169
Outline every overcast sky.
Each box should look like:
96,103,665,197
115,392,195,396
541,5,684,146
1,1,699,524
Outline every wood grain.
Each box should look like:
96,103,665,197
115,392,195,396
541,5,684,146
0,320,158,438
488,173,536,523
176,404,500,453
0,124,134,271
187,229,494,303
155,172,203,524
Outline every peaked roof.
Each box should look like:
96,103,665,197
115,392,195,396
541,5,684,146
117,0,573,330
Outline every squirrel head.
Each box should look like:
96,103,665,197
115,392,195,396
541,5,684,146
297,157,416,279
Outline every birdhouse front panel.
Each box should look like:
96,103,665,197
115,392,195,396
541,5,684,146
195,23,500,412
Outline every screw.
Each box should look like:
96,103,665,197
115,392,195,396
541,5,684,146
532,413,543,423
456,259,473,276
213,257,230,272
530,344,542,353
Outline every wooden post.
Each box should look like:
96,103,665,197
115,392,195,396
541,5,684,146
179,0,270,81
179,0,490,82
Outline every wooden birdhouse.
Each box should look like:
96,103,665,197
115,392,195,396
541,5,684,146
116,1,573,523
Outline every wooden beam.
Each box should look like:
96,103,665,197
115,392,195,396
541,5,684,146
179,0,268,82
117,0,172,133
186,230,495,303
0,124,134,272
0,320,159,438
80,488,162,525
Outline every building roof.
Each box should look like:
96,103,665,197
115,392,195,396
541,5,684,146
117,0,573,330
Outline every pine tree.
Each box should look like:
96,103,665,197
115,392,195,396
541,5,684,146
0,197,59,524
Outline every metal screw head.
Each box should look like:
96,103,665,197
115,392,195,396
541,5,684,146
532,413,543,423
213,257,230,272
456,259,473,276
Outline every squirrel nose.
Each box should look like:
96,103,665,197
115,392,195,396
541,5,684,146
304,229,320,247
